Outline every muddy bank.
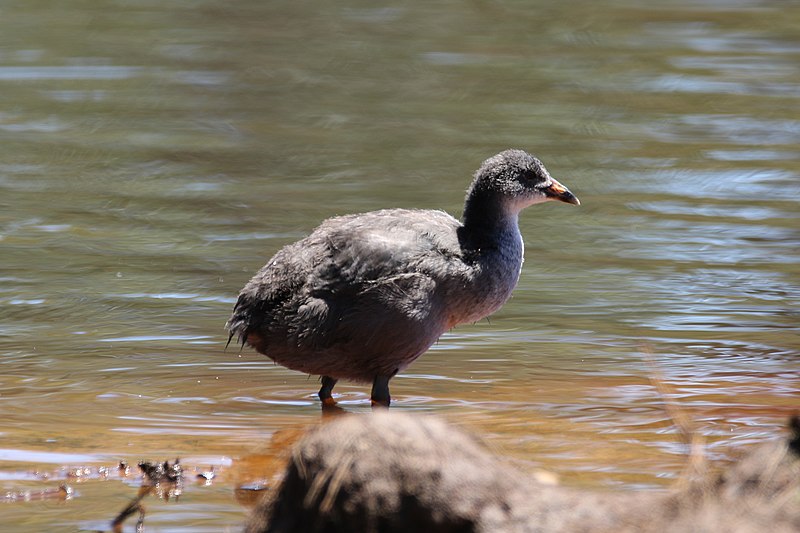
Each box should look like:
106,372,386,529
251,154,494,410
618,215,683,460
247,412,800,533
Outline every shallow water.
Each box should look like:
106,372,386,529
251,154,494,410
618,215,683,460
1,0,798,530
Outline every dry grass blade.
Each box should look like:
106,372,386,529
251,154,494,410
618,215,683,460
640,343,707,488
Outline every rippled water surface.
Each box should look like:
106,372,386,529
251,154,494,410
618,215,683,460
1,0,798,530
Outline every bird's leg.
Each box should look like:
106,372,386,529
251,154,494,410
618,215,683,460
370,375,391,408
318,376,338,407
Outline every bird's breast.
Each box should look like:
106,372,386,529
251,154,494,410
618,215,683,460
444,225,524,327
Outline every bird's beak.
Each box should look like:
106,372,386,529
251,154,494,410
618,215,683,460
543,178,580,206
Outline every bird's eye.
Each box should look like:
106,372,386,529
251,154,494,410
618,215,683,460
524,169,544,183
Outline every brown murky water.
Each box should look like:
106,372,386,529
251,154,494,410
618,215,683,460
1,0,798,530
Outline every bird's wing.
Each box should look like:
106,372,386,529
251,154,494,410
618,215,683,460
311,208,463,288
227,209,463,349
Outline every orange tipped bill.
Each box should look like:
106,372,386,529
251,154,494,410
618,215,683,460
544,178,580,205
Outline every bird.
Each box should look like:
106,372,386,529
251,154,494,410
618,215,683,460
226,149,579,408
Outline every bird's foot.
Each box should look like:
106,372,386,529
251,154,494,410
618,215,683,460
320,396,337,407
370,375,392,409
370,398,390,409
318,376,338,403
320,398,346,417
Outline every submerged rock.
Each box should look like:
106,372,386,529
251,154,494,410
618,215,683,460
247,412,800,533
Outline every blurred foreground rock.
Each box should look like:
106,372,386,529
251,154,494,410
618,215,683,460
247,412,800,533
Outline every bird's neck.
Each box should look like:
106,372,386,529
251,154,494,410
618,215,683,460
460,192,521,252
448,192,524,326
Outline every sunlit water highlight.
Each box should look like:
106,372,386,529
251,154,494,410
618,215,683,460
0,0,798,530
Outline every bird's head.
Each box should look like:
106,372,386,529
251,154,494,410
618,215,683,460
467,149,580,216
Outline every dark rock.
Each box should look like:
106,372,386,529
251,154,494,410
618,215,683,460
247,412,800,533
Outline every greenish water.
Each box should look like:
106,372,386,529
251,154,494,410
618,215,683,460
1,0,798,530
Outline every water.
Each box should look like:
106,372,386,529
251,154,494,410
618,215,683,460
1,0,798,530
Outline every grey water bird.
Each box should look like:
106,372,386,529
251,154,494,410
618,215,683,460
226,149,579,407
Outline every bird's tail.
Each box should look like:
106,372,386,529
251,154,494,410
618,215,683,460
224,296,251,350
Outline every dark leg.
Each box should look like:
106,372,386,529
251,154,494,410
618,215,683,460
370,375,391,408
318,376,338,407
